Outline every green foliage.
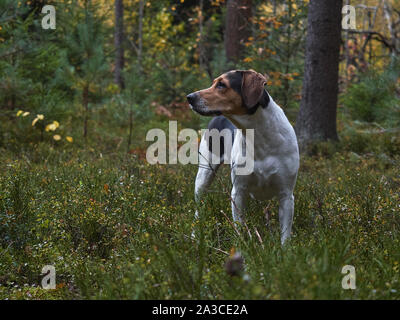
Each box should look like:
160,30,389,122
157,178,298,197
0,125,399,299
0,1,78,146
242,0,307,113
342,61,400,126
134,6,210,105
0,172,36,250
64,5,108,82
0,1,67,114
151,50,208,105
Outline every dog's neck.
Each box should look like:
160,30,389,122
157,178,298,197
226,90,274,132
225,91,293,157
246,89,270,115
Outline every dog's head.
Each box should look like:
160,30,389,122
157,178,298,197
186,70,268,116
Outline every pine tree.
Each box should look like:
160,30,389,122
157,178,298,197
64,2,108,139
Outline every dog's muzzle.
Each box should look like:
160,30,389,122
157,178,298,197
186,93,221,116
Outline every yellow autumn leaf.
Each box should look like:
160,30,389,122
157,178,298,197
53,135,61,141
45,121,60,132
37,114,44,120
261,4,273,14
32,118,39,126
66,136,73,143
22,112,30,117
16,110,23,117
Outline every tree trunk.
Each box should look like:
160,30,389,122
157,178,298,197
283,0,293,107
138,0,144,71
114,0,125,89
127,0,144,152
295,0,342,150
344,0,350,83
383,0,398,57
224,0,252,64
199,0,205,70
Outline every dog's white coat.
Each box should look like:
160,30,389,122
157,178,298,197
195,94,299,244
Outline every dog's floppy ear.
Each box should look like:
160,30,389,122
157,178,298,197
241,70,267,109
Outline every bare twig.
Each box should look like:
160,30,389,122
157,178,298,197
254,228,264,248
347,30,396,52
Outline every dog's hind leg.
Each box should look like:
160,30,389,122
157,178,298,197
278,194,294,245
231,187,248,223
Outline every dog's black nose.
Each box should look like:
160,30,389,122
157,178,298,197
187,93,196,105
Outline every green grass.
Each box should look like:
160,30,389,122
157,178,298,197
0,124,399,300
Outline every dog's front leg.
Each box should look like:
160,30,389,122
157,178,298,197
278,194,294,245
191,161,221,239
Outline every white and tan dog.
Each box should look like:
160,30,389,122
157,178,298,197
187,70,299,244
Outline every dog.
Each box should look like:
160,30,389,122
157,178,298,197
187,70,299,244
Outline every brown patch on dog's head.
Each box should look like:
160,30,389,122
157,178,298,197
186,69,267,116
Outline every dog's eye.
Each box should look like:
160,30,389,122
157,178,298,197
216,81,226,89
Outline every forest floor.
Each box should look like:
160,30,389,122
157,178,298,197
0,113,399,299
